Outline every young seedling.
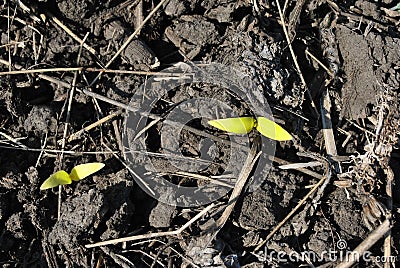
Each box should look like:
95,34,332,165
40,163,105,190
208,116,292,141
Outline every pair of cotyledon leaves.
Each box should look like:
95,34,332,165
208,116,292,141
40,163,105,190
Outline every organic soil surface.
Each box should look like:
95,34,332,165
1,0,399,267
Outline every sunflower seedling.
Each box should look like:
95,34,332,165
208,116,292,141
40,163,105,190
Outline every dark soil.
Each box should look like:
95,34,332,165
1,0,399,267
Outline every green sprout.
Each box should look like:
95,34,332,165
40,163,105,190
208,116,293,141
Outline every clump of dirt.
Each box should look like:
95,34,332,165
337,24,400,119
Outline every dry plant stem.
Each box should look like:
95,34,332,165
0,131,28,149
271,155,323,180
345,119,376,137
100,247,135,268
89,0,169,86
253,153,330,253
0,65,185,76
0,145,118,155
383,168,394,268
0,67,81,75
286,0,306,41
133,117,162,141
131,150,217,165
273,105,309,121
85,203,215,248
305,49,334,78
123,239,200,268
321,89,341,173
102,142,155,196
202,142,260,249
41,236,58,268
215,143,260,231
112,120,124,155
15,0,41,22
7,5,12,72
336,219,391,268
172,171,234,188
135,0,144,32
66,110,122,142
275,0,319,116
376,95,395,268
95,253,103,268
47,13,97,56
278,161,322,170
0,14,42,34
125,249,165,267
35,132,48,167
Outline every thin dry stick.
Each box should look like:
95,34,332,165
0,67,81,75
278,161,322,170
216,144,260,229
66,110,122,142
0,63,189,78
321,89,342,173
112,120,124,155
305,49,334,78
133,117,162,141
7,5,12,72
130,150,217,165
15,0,41,22
89,0,169,86
102,142,156,196
272,155,323,180
0,66,187,76
85,68,179,76
134,0,144,32
0,145,118,155
172,171,234,189
35,132,48,167
123,239,199,268
0,14,42,34
85,203,215,248
47,13,97,56
336,219,391,268
275,0,318,115
0,41,25,49
0,131,28,149
383,168,394,268
345,119,376,137
123,249,165,267
201,142,261,248
253,153,330,253
95,253,103,268
32,32,37,64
